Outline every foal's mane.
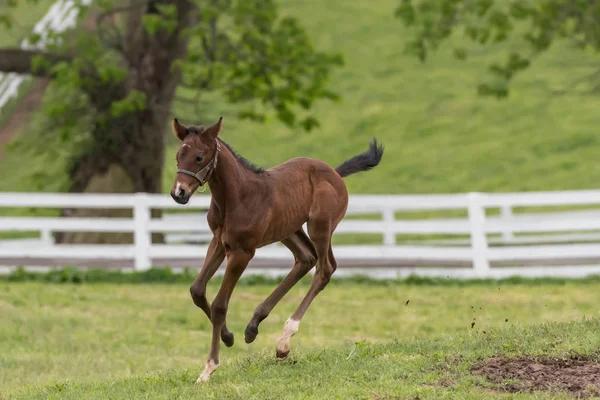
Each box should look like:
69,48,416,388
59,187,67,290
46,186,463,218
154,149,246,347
217,138,265,174
190,125,265,174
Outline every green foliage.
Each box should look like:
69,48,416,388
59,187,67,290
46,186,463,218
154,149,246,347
142,4,178,36
1,0,343,189
180,0,344,131
396,0,600,98
15,1,132,173
109,90,147,118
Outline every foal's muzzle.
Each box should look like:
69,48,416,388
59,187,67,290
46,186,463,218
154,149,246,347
171,187,190,204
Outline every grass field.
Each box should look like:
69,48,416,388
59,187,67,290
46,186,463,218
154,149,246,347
2,278,600,398
4,0,600,196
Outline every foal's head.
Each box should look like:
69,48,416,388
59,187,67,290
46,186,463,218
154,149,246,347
170,117,223,204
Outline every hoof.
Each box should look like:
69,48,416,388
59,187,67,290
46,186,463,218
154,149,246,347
244,325,259,344
276,349,289,360
221,331,234,347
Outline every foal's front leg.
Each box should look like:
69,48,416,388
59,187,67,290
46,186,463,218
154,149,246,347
189,236,234,347
197,247,253,383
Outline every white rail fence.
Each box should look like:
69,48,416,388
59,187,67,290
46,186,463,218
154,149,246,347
0,0,90,111
3,190,600,278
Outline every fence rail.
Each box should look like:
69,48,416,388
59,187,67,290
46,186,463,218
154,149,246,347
2,190,600,278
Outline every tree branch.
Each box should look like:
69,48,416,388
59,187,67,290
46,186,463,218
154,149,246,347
0,48,71,76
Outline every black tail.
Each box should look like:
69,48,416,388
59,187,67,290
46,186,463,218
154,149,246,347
335,138,384,178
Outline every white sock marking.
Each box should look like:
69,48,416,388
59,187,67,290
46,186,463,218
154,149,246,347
276,318,300,358
196,359,219,383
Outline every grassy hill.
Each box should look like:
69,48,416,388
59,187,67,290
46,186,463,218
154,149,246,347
163,0,600,195
0,0,55,48
3,0,600,196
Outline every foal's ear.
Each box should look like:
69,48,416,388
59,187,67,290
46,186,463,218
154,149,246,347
203,117,223,140
172,118,189,141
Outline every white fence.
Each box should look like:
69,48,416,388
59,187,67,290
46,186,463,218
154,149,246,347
3,190,600,278
0,0,90,111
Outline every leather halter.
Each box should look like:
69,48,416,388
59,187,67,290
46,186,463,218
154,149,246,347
176,140,221,185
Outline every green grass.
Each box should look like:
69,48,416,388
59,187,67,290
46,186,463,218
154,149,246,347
2,279,600,398
13,318,600,400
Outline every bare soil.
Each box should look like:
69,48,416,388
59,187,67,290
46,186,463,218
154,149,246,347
472,354,600,398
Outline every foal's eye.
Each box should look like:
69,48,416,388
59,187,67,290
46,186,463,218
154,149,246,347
196,155,203,163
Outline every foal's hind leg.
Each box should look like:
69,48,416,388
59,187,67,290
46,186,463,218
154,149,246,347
275,217,337,360
245,229,317,344
189,236,235,347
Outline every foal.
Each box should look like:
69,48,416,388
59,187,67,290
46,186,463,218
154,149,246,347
170,117,384,383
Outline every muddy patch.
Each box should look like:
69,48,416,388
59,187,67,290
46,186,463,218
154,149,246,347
472,354,600,398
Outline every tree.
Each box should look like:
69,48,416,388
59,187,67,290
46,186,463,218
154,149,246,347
0,0,343,243
395,0,600,98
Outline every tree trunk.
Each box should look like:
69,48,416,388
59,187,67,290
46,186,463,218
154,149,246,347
55,107,170,245
52,0,196,245
55,163,137,244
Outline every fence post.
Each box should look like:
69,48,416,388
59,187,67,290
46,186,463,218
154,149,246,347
500,204,514,242
134,192,151,271
382,208,396,245
40,229,53,246
467,192,490,276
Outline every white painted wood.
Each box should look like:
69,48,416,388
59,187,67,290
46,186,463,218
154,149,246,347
0,245,134,259
408,233,600,246
0,193,138,208
164,233,214,244
1,190,600,277
148,244,472,261
148,219,210,233
486,218,600,234
382,208,396,245
0,217,134,232
488,243,600,261
500,205,514,241
40,229,53,246
481,190,600,207
467,192,489,275
134,193,151,271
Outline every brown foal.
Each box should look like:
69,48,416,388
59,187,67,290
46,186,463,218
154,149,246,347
170,117,384,383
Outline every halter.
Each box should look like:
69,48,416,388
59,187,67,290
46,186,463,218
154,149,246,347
176,140,221,186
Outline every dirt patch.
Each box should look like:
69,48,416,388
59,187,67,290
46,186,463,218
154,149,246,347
472,354,600,398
